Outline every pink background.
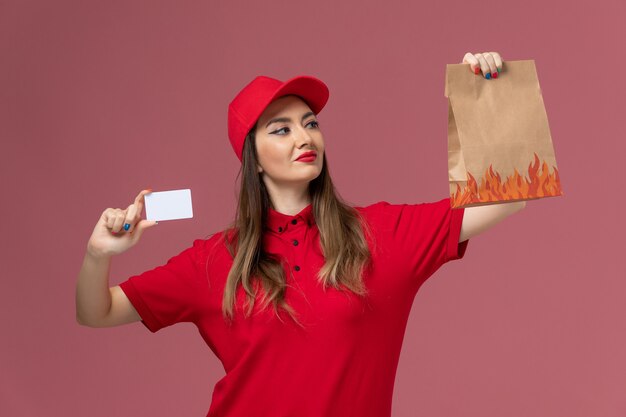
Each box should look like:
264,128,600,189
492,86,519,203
2,0,625,416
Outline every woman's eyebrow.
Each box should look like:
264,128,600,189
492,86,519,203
266,111,315,128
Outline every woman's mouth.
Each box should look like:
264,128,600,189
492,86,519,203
295,152,317,162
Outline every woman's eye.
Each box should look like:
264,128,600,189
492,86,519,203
271,121,318,135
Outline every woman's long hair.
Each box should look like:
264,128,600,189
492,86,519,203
220,121,375,328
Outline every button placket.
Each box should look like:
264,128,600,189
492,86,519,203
290,216,308,273
272,225,299,276
266,206,314,276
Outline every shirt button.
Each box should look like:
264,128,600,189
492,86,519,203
294,265,300,271
278,227,283,232
293,239,299,246
291,219,297,225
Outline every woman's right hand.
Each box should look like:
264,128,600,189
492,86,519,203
87,189,158,258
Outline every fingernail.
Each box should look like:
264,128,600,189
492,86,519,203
497,67,501,73
474,67,480,75
124,223,130,231
492,72,498,79
485,73,491,80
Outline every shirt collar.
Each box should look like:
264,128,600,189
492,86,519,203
265,203,315,233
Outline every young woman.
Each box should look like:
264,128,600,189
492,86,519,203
76,51,525,417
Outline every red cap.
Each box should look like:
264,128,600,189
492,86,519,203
228,75,330,162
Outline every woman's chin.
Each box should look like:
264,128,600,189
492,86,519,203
291,169,321,183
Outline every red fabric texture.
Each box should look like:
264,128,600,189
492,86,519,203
119,197,469,417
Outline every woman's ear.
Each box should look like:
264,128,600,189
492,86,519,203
257,164,263,173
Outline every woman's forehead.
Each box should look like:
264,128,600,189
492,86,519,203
260,95,311,121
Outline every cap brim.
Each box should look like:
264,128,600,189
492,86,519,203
269,75,329,115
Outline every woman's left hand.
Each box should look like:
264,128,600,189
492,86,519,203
462,51,503,80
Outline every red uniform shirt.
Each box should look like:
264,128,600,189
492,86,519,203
120,197,469,417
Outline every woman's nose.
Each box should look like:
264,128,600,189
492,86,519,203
295,126,313,144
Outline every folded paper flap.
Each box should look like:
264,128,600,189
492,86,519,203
447,101,467,181
448,149,468,181
445,59,538,99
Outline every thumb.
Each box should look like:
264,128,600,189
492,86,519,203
131,219,158,240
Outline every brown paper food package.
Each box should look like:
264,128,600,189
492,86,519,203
445,59,564,208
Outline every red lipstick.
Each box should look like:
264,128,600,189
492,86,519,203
295,151,317,162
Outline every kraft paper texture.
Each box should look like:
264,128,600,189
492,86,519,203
445,59,564,208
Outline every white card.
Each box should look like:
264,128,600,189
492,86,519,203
144,189,193,221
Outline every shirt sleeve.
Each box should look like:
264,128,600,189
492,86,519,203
118,239,208,333
371,197,469,279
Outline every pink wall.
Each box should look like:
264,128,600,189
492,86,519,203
2,0,625,416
